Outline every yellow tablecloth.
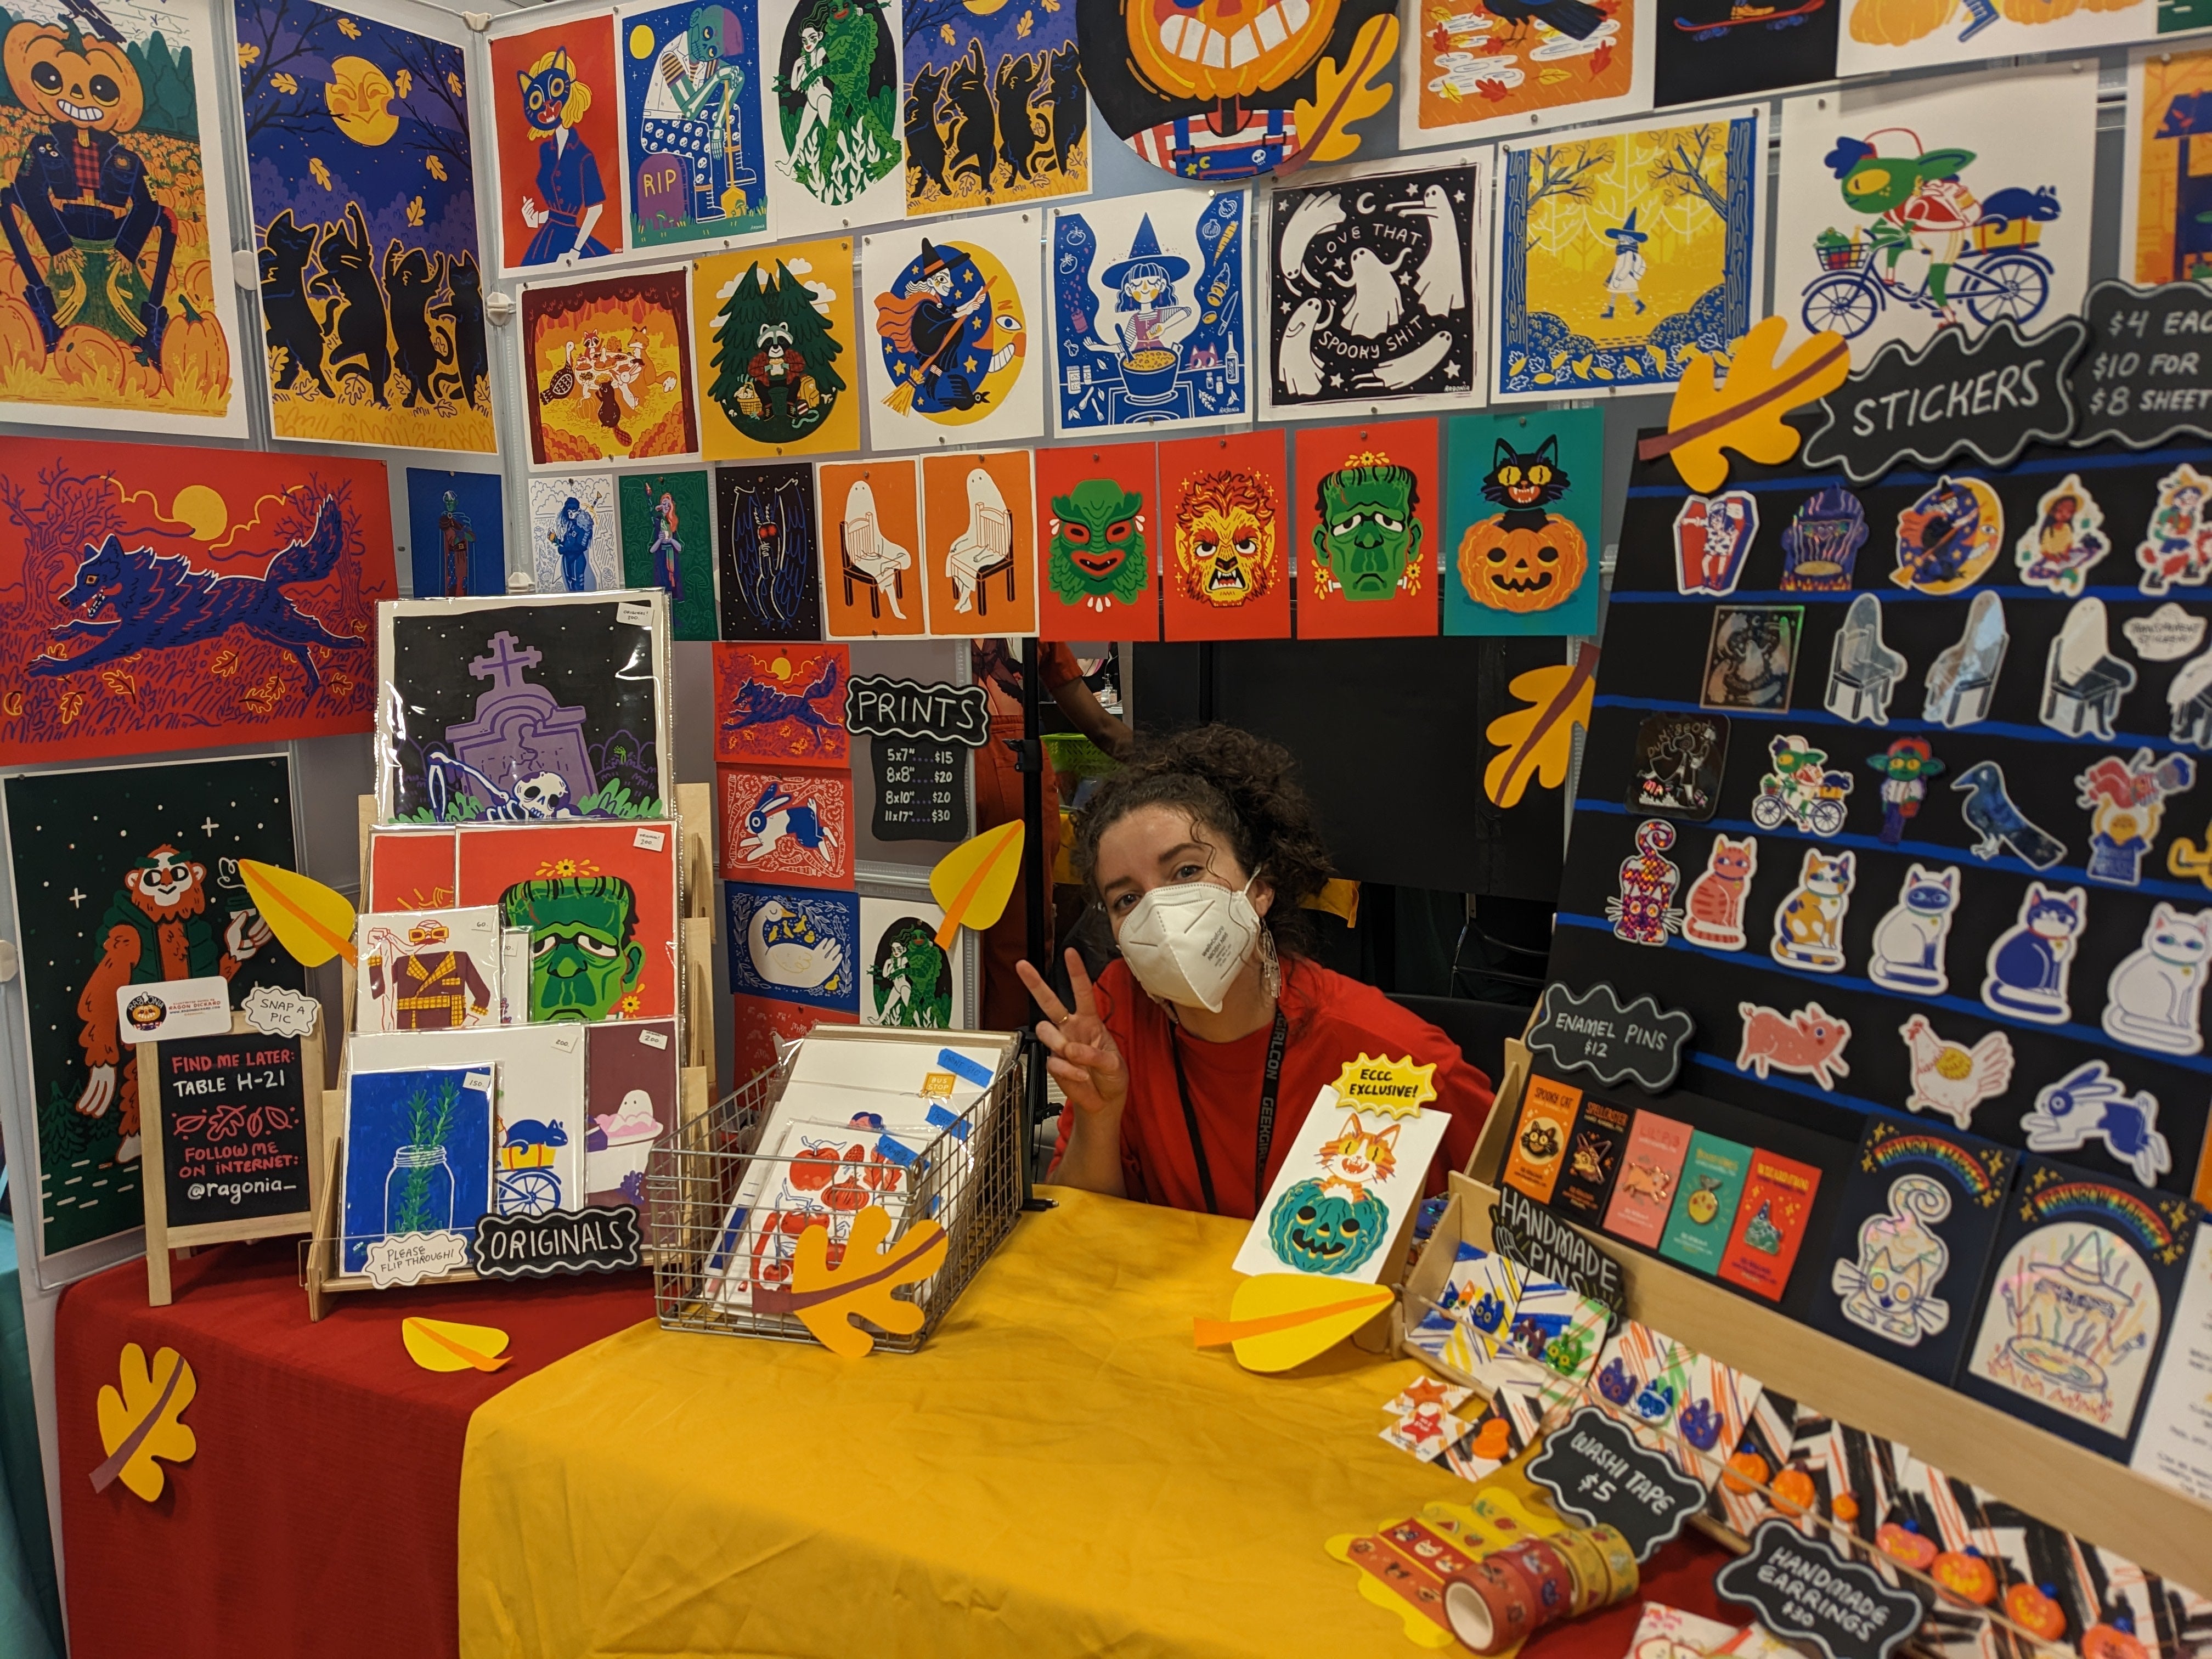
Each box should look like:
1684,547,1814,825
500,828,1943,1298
458,1187,1475,1657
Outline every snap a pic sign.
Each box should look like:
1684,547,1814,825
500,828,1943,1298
1716,1519,1923,1659
2070,281,2212,452
1524,1405,1707,1560
844,676,990,748
1526,981,1695,1093
469,1205,644,1280
1803,317,2088,484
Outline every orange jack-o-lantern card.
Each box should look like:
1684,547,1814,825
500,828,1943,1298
1032,442,1160,643
1294,420,1440,640
818,459,926,641
920,451,1038,637
1158,430,1291,641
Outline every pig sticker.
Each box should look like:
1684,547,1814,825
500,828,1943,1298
1735,1001,1853,1091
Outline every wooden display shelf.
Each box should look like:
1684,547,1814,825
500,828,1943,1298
1429,1040,2212,1594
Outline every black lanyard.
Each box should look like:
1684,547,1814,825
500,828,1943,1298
1168,1007,1289,1217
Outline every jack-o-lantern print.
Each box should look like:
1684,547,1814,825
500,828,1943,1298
1443,411,1604,637
1266,1177,1387,1274
1076,0,1400,181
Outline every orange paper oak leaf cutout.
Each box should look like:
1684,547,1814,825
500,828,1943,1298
756,1205,949,1358
1639,316,1850,493
1293,13,1397,167
1483,644,1599,809
92,1344,197,1501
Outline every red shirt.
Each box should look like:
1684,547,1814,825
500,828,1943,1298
1055,957,1496,1218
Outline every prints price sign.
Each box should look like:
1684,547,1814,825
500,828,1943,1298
1523,1405,1706,1559
847,676,989,844
150,1032,313,1232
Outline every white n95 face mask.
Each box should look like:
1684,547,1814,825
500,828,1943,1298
1116,878,1262,1013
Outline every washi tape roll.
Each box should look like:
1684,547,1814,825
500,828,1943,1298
1493,1537,1575,1624
1549,1527,1611,1619
1442,1558,1538,1655
1584,1523,1641,1605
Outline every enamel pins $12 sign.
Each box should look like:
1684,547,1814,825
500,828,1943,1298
1527,982,1695,1093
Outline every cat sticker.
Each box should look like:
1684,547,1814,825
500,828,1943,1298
1833,1174,1953,1347
2102,902,2212,1057
1607,820,1684,947
1981,882,2087,1025
1682,834,1757,952
1898,1015,2014,1131
1866,863,1959,995
2023,1062,2171,1189
1232,1092,1451,1282
1770,848,1854,974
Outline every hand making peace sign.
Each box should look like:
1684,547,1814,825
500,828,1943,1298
1016,949,1127,1122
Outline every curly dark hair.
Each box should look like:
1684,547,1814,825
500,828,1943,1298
1072,725,1334,958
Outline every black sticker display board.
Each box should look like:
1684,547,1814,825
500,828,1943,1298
1549,411,2212,1206
150,1030,314,1231
867,735,970,842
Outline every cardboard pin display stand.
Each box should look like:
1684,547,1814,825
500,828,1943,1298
302,781,715,1318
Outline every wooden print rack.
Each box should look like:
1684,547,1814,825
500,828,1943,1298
303,782,715,1318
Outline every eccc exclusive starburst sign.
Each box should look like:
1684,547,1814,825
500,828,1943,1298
1332,1054,1438,1120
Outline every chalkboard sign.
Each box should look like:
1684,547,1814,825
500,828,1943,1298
1522,1404,1706,1560
870,733,969,842
140,1013,324,1306
2070,280,2212,452
1716,1518,1922,1659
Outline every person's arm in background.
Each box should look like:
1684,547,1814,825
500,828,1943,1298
1047,665,1135,760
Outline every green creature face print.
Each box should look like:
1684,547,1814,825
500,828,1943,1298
1310,453,1421,603
1047,478,1147,611
1266,1177,1387,1274
501,875,646,1022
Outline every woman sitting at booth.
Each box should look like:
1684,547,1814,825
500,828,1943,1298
1019,726,1495,1217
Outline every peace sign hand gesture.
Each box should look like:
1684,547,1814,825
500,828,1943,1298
1016,949,1127,1122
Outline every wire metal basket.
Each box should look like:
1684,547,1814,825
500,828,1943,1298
1815,239,1874,273
643,1025,1025,1351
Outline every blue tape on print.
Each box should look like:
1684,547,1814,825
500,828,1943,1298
873,1134,918,1167
936,1049,992,1088
926,1102,972,1142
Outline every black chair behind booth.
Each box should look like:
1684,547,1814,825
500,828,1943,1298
1386,995,1532,1121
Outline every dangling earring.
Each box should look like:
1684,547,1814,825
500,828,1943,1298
1258,926,1282,1002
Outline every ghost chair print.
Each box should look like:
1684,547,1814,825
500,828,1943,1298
2042,599,2137,741
2169,648,2212,752
1923,591,2006,729
838,476,911,621
1825,594,1907,725
946,466,1018,617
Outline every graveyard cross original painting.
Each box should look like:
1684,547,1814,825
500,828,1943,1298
236,0,494,451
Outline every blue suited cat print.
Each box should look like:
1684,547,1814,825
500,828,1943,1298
1981,883,2087,1025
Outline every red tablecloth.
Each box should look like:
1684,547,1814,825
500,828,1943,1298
57,1240,653,1659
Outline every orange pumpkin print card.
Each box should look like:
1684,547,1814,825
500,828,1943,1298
1293,420,1440,640
1444,409,1603,637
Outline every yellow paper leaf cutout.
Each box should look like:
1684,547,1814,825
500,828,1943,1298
239,859,357,967
1293,13,1396,168
92,1344,196,1502
927,821,1023,947
403,1317,512,1373
1193,1276,1394,1372
1640,316,1850,493
759,1206,948,1358
1483,643,1599,809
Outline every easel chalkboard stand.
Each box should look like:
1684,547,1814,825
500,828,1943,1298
141,1011,326,1306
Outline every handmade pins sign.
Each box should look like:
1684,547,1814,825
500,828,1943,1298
2070,281,2212,452
1526,983,1695,1093
1523,1404,1707,1560
847,676,989,842
139,1018,323,1306
1490,1182,1628,1313
1715,1519,1923,1659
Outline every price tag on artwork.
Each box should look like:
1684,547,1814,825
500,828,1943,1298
1523,1405,1705,1560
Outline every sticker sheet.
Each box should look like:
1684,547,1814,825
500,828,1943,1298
376,593,670,824
693,235,860,458
1033,441,1161,642
521,268,699,465
1398,0,1654,147
405,470,506,599
864,213,1045,451
0,438,393,764
616,0,769,250
1261,157,1487,424
449,822,681,1026
714,460,823,640
901,0,1085,216
1493,108,1764,402
236,0,493,452
1158,430,1292,641
1774,68,2096,364
714,642,850,766
1293,419,1441,640
0,0,245,435
340,1064,496,1273
1654,0,1836,108
919,449,1038,634
1078,0,1393,181
1230,1092,1450,1281
3,755,306,1265
719,763,854,887
1049,187,1249,437
2124,44,2212,288
759,0,902,238
724,879,861,1012
584,1018,678,1207
1837,0,2159,77
1442,407,1604,637
527,473,623,594
819,458,926,639
618,469,718,640
859,894,969,1028
486,13,627,275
